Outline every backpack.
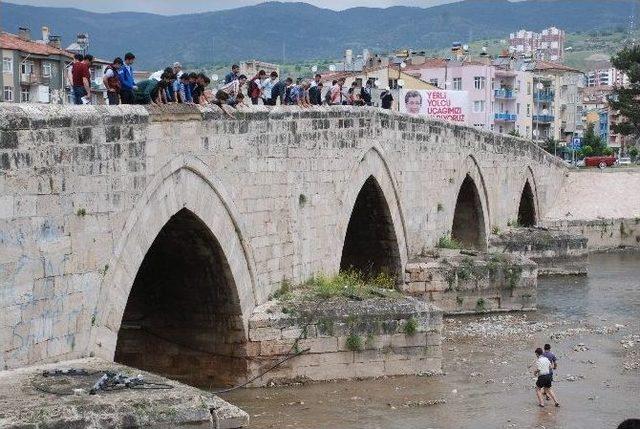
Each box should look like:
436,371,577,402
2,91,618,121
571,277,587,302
248,79,260,98
324,88,332,105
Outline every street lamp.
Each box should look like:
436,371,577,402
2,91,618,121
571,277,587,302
397,78,405,111
535,81,544,145
444,58,451,90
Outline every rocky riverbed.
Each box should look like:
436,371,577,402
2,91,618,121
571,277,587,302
222,252,640,428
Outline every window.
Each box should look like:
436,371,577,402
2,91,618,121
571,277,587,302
516,80,521,92
3,57,12,72
20,62,33,75
42,63,52,77
526,126,531,136
20,87,30,102
3,86,13,102
516,103,521,114
429,78,438,87
473,100,485,113
527,82,532,95
499,125,503,133
453,77,462,90
526,104,531,117
474,76,485,90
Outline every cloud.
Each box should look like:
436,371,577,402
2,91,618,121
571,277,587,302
6,0,460,15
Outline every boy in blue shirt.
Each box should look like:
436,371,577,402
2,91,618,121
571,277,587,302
118,52,136,104
178,73,192,103
542,343,557,401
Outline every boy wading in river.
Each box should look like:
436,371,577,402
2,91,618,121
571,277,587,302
542,343,557,400
532,347,560,408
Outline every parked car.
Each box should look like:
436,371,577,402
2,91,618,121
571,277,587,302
618,157,632,166
576,159,585,167
584,156,617,169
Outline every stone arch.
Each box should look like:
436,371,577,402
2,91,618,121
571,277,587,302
450,156,490,250
338,146,408,280
92,155,257,387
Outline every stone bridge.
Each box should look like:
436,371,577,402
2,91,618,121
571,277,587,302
0,104,566,386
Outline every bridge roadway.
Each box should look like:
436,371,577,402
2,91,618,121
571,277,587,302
0,103,565,385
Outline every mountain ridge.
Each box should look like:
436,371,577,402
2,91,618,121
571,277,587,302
0,0,633,69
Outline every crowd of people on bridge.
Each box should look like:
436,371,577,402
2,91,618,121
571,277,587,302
69,52,396,109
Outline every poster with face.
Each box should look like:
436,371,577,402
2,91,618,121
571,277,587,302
400,90,470,124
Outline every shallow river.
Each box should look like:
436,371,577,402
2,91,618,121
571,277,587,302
221,252,640,429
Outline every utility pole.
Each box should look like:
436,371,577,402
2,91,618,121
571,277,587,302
212,37,215,68
282,42,286,66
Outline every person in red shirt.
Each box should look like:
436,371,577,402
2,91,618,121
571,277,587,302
71,54,93,105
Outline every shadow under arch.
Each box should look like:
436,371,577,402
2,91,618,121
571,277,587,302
340,175,402,278
452,174,487,250
450,155,491,251
517,179,537,227
114,207,246,387
92,155,257,387
338,146,408,280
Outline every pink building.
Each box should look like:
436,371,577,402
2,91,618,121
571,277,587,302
405,58,533,138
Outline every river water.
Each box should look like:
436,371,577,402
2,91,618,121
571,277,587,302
221,252,640,429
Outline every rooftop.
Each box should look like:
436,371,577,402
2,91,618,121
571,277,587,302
0,31,71,58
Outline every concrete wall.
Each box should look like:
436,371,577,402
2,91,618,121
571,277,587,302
0,103,566,371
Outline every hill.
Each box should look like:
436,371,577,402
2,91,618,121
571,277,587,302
424,27,639,71
0,0,635,69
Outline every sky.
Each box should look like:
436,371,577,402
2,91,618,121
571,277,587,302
5,0,463,15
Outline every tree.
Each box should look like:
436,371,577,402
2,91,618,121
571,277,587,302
629,147,639,161
541,138,560,156
609,45,640,142
580,145,594,157
582,122,607,156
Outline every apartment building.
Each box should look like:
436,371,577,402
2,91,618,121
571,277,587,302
518,60,583,142
406,57,533,138
585,67,629,88
509,27,566,62
1,27,71,104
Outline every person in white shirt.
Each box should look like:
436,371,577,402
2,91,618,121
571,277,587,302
532,347,560,407
261,71,279,105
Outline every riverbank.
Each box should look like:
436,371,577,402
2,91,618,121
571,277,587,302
221,252,640,428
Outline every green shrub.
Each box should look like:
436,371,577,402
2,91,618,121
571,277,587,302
346,333,364,351
271,278,293,300
437,235,461,249
403,317,418,336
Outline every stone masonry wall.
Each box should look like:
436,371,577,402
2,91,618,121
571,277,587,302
0,103,566,370
543,218,640,252
244,298,442,386
403,252,538,314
